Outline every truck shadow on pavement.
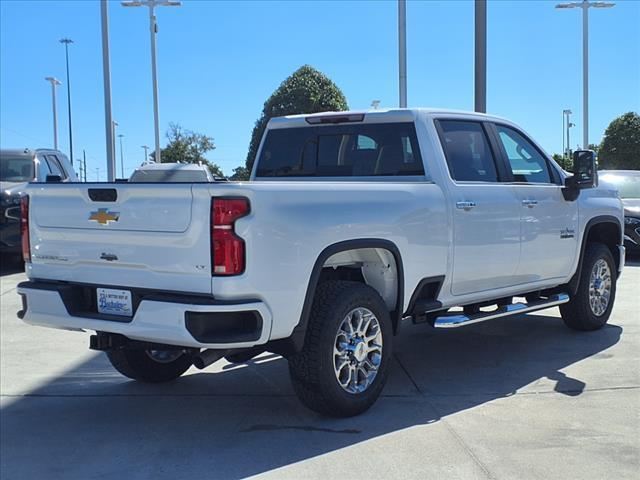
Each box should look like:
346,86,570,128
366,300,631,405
0,312,622,479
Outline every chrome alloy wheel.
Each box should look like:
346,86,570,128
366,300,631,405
589,259,612,317
145,350,184,364
333,307,383,394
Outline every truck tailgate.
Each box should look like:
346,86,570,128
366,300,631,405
27,183,214,294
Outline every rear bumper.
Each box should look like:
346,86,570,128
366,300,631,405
17,281,272,349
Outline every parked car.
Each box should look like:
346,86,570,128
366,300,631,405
1,148,76,257
16,109,624,417
599,170,640,254
129,162,218,182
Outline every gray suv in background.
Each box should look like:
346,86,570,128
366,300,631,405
1,148,77,257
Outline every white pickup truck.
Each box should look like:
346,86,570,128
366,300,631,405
17,109,625,417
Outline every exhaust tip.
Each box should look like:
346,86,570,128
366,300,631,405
192,349,226,370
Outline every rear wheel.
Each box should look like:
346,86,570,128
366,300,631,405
289,281,393,417
106,348,194,383
560,242,617,331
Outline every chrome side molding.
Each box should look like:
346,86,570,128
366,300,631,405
434,293,570,329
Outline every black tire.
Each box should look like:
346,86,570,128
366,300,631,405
106,349,193,383
560,242,617,331
288,280,393,417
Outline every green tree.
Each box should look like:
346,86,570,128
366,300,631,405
598,112,640,170
245,65,349,172
552,153,572,171
152,123,225,177
230,165,250,181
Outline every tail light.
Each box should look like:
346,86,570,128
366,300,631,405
211,197,249,275
20,196,30,263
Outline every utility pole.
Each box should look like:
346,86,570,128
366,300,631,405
83,149,87,182
398,0,407,108
100,0,116,181
122,0,182,163
556,0,615,149
44,77,62,150
141,145,150,163
118,133,125,178
474,0,487,113
59,38,74,163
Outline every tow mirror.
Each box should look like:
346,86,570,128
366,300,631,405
563,150,597,201
571,150,597,189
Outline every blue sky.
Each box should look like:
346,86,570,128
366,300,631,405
1,0,638,180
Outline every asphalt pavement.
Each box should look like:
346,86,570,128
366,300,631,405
1,256,638,479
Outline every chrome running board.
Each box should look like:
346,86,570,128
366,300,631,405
434,293,570,329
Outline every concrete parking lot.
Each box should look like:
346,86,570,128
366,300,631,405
1,258,638,480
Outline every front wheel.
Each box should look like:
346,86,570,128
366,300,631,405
560,242,617,331
107,348,194,383
289,281,393,417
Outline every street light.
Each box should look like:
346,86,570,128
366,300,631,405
59,38,74,164
122,0,182,163
109,120,119,171
118,134,125,179
101,0,116,181
398,0,407,108
44,77,62,150
563,109,575,165
556,0,615,149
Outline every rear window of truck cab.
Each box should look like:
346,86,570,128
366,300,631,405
255,122,425,178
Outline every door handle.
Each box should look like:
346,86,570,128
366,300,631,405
522,199,538,208
456,201,477,211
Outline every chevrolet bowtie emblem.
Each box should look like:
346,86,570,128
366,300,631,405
89,208,120,225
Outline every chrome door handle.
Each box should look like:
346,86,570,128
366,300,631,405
456,201,477,211
522,199,538,208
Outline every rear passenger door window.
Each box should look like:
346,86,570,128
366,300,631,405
437,120,499,182
495,125,551,184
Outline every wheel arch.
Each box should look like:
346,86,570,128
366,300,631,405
568,215,622,295
287,239,405,352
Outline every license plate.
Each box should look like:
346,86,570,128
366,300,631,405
97,288,133,317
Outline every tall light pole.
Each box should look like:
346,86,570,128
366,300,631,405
44,77,62,150
101,0,116,181
59,38,74,164
112,120,119,161
475,0,487,113
141,145,150,163
563,109,574,164
118,134,125,178
556,1,615,149
122,0,182,163
398,0,407,108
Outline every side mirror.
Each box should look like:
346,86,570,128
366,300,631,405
571,150,597,189
46,174,62,183
563,150,597,201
